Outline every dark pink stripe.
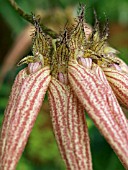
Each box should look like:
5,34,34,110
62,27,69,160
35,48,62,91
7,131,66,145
69,64,108,102
2,68,50,168
0,69,26,166
104,70,128,77
106,74,128,105
109,81,128,107
10,75,49,154
105,74,128,87
68,67,128,154
78,65,128,137
77,102,92,170
67,90,81,169
48,88,70,169
70,66,128,166
50,80,78,169
0,69,25,145
8,75,49,150
96,68,128,140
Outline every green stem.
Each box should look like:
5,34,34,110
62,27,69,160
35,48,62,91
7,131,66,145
8,0,58,38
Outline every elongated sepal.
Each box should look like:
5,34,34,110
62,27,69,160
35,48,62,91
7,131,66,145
68,61,128,169
0,66,51,170
92,64,128,135
103,67,128,109
48,78,92,170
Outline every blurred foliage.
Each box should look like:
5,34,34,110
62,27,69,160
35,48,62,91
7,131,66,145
1,0,128,34
0,0,128,33
89,123,125,170
0,0,128,169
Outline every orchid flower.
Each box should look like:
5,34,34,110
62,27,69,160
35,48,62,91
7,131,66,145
0,7,128,170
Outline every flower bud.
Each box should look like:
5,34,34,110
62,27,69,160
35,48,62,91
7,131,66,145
28,62,42,74
58,72,68,85
77,57,92,69
109,63,122,72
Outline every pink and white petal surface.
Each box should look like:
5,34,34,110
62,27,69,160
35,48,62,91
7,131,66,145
67,87,92,170
103,67,128,109
0,66,51,170
68,61,128,169
93,64,128,133
48,78,92,170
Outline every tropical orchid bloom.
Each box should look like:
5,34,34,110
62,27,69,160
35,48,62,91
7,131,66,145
0,7,128,170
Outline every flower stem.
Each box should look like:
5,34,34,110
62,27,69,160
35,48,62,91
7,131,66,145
8,0,58,38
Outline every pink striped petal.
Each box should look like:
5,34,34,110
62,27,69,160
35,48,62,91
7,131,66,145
48,77,92,170
92,64,128,138
103,67,128,109
0,66,51,170
68,61,128,169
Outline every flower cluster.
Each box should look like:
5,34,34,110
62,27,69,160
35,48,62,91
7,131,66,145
0,6,128,170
